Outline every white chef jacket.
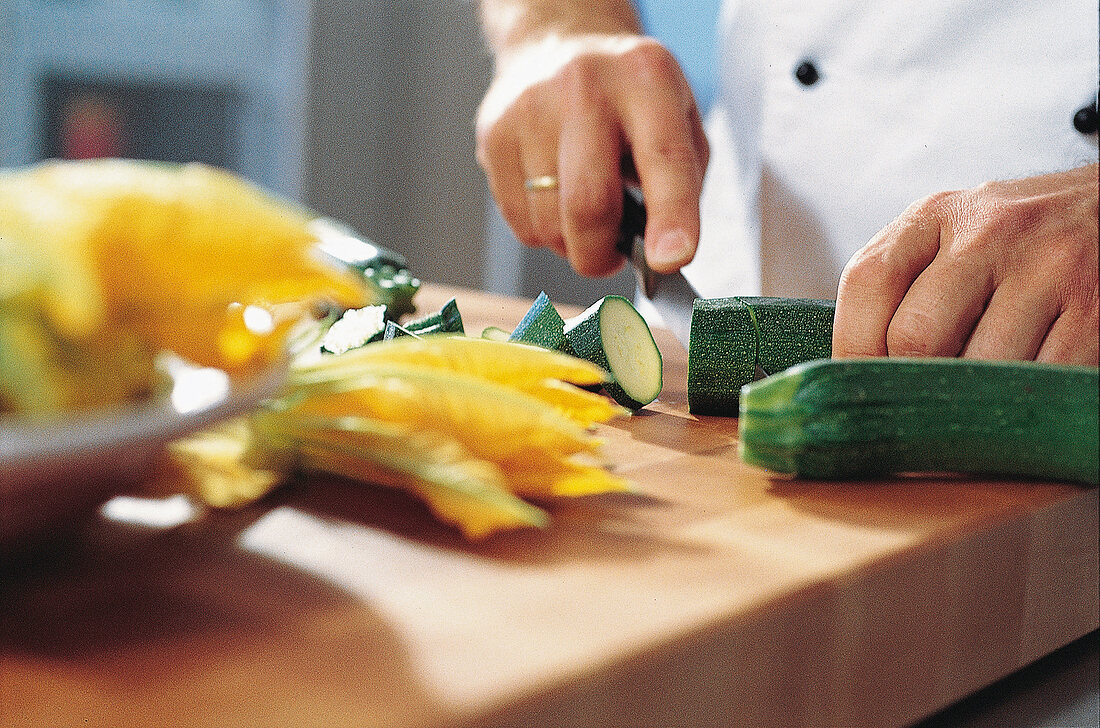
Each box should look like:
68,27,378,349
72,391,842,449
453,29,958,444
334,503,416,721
680,0,1100,301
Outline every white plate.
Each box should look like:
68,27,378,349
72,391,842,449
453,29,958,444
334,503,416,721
0,358,287,548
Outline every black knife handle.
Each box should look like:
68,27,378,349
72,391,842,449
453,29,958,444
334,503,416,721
614,187,647,258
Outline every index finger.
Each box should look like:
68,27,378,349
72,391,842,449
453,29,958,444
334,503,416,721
614,52,707,274
833,207,941,357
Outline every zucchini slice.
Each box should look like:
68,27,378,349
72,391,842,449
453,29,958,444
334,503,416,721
481,326,512,342
564,295,662,411
688,297,757,415
739,357,1100,486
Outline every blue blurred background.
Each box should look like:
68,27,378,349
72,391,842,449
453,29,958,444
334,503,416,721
637,1,720,113
0,0,720,305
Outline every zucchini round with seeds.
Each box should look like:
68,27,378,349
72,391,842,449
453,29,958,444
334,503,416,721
739,357,1100,486
564,295,662,411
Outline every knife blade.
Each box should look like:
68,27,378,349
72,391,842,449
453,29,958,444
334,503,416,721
614,187,699,349
615,189,770,380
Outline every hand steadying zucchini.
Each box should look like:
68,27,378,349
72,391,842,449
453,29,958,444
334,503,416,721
564,295,662,411
739,358,1099,486
688,297,835,415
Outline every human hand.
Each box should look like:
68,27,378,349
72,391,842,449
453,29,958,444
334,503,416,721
475,33,708,276
834,164,1099,365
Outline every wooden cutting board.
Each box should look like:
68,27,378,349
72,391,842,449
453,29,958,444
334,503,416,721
2,285,1096,728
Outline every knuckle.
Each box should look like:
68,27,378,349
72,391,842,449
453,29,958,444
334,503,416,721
570,250,620,278
643,137,701,170
621,38,681,83
511,89,547,138
984,197,1045,239
1062,272,1100,315
557,55,603,101
905,190,955,224
839,244,908,294
886,309,941,357
633,141,705,195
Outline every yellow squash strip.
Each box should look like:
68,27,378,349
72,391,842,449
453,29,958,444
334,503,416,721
263,415,549,539
500,455,630,498
159,420,288,509
290,365,601,462
512,378,629,427
297,335,610,388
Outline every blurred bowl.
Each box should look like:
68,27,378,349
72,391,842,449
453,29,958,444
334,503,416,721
0,357,286,549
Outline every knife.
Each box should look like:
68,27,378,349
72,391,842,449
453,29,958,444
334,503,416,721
613,187,699,349
614,188,769,380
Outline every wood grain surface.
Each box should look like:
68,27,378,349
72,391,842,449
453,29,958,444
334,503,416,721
2,285,1096,728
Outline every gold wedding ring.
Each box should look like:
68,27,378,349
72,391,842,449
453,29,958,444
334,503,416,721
524,175,559,192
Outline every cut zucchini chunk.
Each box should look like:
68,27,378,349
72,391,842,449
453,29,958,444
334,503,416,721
739,357,1100,486
509,292,565,350
748,297,834,376
564,295,662,411
688,297,756,416
688,296,835,416
402,297,464,337
481,326,512,342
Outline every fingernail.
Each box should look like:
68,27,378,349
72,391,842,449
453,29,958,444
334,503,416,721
649,229,692,270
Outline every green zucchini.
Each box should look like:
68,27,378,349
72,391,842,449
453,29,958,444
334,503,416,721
509,292,566,350
322,297,463,351
688,296,835,415
401,297,464,337
310,217,421,319
563,295,662,411
688,298,757,415
739,357,1100,486
750,297,834,375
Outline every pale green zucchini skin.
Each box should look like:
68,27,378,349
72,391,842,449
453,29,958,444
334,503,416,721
739,358,1100,486
564,295,662,411
688,297,835,416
